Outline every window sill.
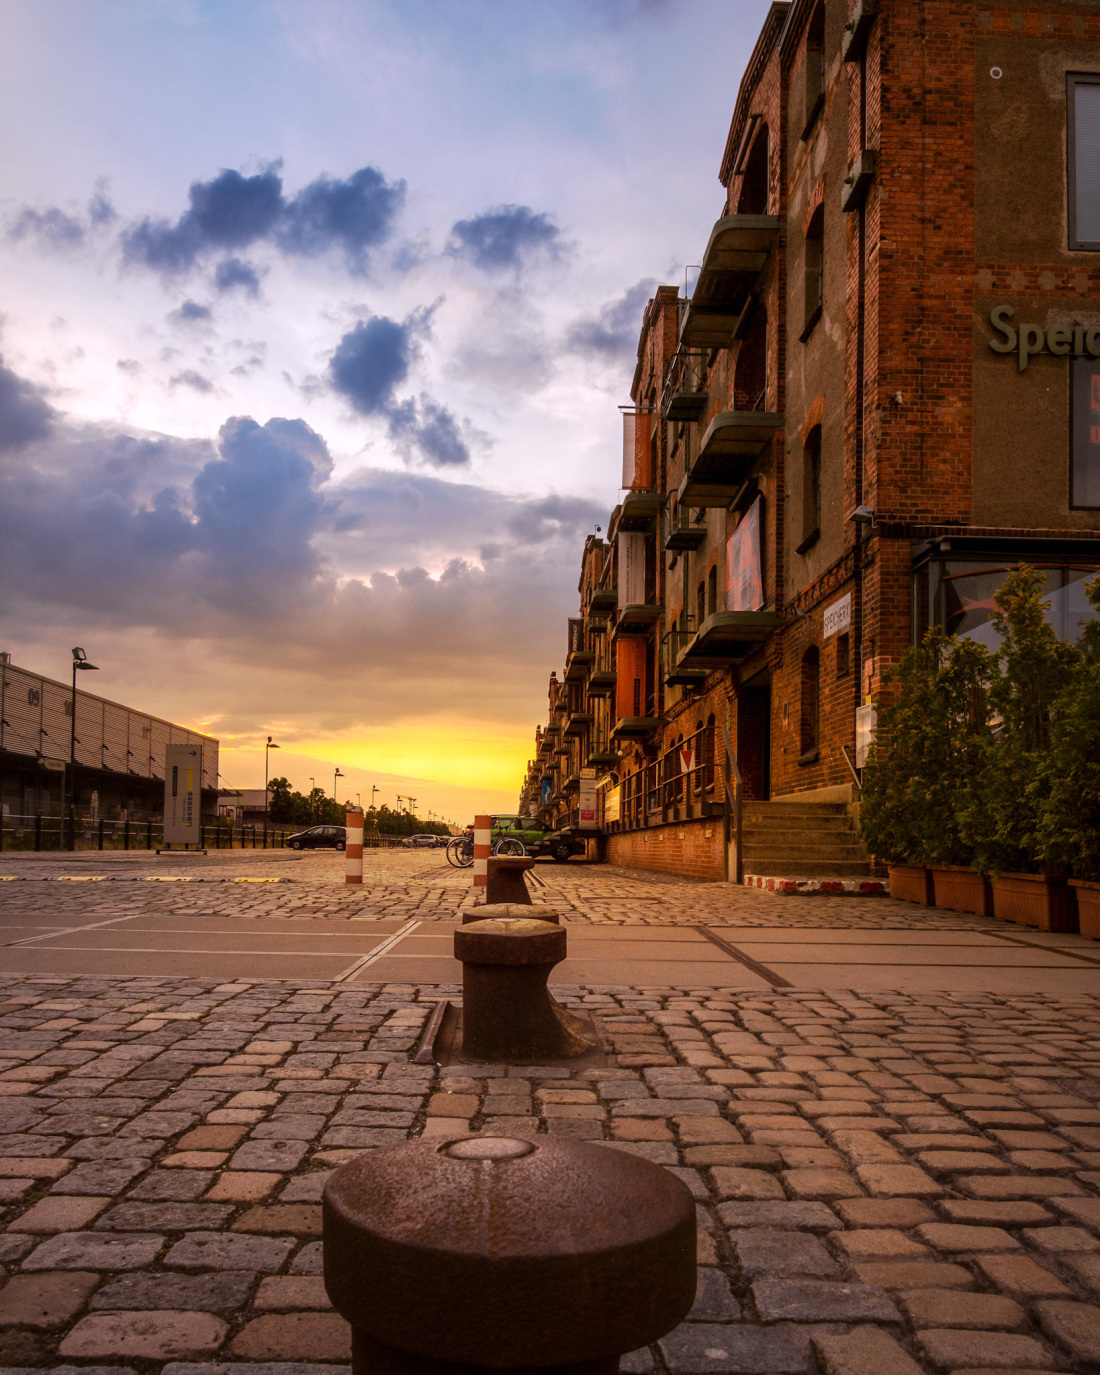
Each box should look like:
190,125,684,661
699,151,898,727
798,747,820,767
796,529,820,556
800,306,823,343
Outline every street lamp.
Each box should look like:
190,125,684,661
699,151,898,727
370,785,379,809
67,648,98,851
264,736,279,838
334,767,344,801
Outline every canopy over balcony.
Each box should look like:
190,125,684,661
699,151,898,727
678,411,783,507
679,215,782,349
616,490,663,531
676,610,779,666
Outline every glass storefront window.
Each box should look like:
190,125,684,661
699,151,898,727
939,562,1099,649
1072,357,1100,508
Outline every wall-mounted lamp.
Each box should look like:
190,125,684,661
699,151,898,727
849,505,875,525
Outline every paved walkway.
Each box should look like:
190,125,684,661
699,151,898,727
0,852,1095,1373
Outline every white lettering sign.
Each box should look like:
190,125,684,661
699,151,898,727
164,743,202,845
823,593,851,639
618,531,646,610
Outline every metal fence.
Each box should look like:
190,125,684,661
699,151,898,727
0,815,295,852
610,723,718,832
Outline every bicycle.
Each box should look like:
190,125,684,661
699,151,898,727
445,827,526,867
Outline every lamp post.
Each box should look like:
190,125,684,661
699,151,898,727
67,648,99,851
264,736,279,842
334,768,344,802
370,785,379,810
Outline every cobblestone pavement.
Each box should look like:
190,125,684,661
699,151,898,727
0,851,995,930
0,976,1094,1373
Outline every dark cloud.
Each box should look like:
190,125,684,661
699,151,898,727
169,300,213,325
566,278,656,358
8,206,86,250
277,167,406,270
121,163,404,276
447,205,561,271
0,360,54,451
214,257,262,296
328,313,471,467
88,183,116,226
505,494,606,544
169,369,214,393
116,359,142,376
328,315,417,416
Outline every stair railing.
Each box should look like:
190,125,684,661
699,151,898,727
840,744,862,794
718,724,744,885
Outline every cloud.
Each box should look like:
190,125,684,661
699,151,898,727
121,163,404,277
328,315,418,416
0,359,54,450
8,206,86,251
0,384,603,732
327,312,473,467
168,300,213,325
566,277,656,357
446,205,561,271
214,257,262,296
169,369,214,393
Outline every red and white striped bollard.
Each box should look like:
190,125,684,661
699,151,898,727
345,808,364,885
473,813,491,900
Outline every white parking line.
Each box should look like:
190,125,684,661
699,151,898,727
333,918,421,982
7,912,149,948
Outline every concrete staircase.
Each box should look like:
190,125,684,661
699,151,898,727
741,800,872,878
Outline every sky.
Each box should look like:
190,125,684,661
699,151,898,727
0,0,773,824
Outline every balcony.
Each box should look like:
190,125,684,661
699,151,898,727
586,669,616,697
587,743,620,768
679,215,783,349
589,588,617,613
564,649,593,683
662,349,708,422
678,411,784,507
554,742,571,757
613,716,661,739
552,699,568,716
614,604,663,636
564,711,593,737
664,509,707,552
563,774,580,794
616,490,663,531
676,610,780,667
544,720,561,737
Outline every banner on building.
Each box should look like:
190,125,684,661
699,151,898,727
603,785,621,823
541,778,553,806
618,531,647,610
622,411,636,488
567,617,584,655
578,768,597,829
615,637,647,720
725,498,764,612
164,743,202,845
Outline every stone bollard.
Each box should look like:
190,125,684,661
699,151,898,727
485,855,535,905
462,902,561,925
473,814,491,896
323,1133,697,1374
455,918,588,1060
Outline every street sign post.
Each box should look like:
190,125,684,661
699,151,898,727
162,743,203,850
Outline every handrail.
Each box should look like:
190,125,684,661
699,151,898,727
841,744,862,794
718,724,744,885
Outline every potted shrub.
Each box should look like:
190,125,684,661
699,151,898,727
1038,576,1100,937
860,631,992,907
960,567,1081,932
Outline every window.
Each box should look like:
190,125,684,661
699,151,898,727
1072,357,1100,507
798,424,822,552
836,632,850,678
802,4,826,140
707,566,718,617
697,580,706,627
734,306,767,411
800,647,820,760
1069,75,1100,251
738,124,770,215
802,206,824,340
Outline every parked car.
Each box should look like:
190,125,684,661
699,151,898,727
402,833,446,848
286,825,347,851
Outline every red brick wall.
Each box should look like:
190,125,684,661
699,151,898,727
606,819,726,881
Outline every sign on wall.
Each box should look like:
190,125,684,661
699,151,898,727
604,785,621,824
618,531,647,609
164,743,202,845
567,618,584,655
578,768,597,829
823,593,851,639
725,499,764,612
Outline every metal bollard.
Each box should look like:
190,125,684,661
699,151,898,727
485,855,535,905
323,1133,697,1374
461,902,561,925
345,808,364,885
455,918,588,1061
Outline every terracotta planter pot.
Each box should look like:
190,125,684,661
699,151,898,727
991,872,1078,932
1070,880,1100,940
888,863,935,906
931,866,993,918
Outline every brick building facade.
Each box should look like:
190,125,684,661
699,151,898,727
520,0,1100,879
